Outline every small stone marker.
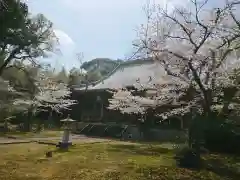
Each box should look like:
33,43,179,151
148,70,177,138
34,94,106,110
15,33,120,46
45,151,52,158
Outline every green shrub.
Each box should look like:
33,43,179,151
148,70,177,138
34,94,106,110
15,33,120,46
204,122,240,154
175,145,204,169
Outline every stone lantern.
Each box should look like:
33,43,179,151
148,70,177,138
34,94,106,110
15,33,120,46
57,114,75,149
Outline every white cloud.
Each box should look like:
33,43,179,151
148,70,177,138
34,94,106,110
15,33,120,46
52,29,77,70
53,29,74,46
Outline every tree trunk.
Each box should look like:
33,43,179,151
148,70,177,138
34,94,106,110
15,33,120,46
188,109,203,161
192,115,205,162
188,127,192,148
3,119,9,133
47,110,53,128
36,120,43,132
24,111,32,132
0,47,20,75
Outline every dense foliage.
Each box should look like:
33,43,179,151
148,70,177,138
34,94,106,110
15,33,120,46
0,0,57,75
0,0,77,131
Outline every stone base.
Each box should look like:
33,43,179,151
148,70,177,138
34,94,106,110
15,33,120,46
56,142,73,149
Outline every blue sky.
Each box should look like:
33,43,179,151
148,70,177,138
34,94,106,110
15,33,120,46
25,0,220,71
25,0,152,70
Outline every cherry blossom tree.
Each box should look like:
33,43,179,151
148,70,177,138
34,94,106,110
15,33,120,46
0,78,14,118
13,71,77,131
108,0,240,156
0,77,25,131
110,0,240,118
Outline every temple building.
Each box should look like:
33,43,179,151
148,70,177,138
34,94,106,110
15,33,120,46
70,59,187,130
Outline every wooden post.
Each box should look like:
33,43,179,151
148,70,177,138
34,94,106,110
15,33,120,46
100,103,103,120
180,119,183,129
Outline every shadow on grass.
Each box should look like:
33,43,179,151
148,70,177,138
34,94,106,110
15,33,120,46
205,155,240,180
108,143,172,156
53,148,70,153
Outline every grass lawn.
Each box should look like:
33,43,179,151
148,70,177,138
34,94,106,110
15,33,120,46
0,141,239,180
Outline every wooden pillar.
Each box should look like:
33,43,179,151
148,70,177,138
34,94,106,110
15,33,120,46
180,119,183,129
100,102,103,121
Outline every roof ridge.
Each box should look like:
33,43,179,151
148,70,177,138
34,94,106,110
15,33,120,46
90,62,121,86
90,59,154,86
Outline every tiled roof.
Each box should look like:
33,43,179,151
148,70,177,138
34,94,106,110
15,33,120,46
75,60,168,90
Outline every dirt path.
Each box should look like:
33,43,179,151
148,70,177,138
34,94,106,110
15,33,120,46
0,135,111,145
0,137,32,144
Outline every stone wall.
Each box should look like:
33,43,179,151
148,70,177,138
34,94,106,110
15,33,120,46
72,122,187,143
122,125,141,140
145,128,187,142
122,126,186,142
